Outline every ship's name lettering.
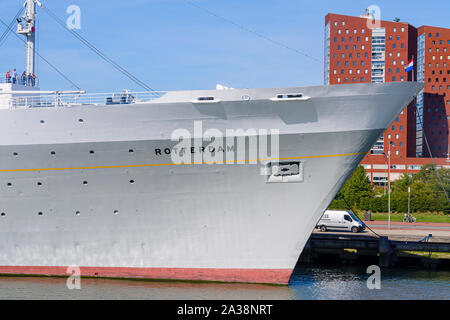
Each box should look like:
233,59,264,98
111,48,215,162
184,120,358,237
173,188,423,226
155,145,235,156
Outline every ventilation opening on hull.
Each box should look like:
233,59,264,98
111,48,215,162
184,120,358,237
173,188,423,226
277,93,303,99
197,97,215,101
263,161,304,183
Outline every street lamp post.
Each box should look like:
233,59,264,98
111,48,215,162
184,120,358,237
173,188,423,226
408,186,411,217
388,142,391,230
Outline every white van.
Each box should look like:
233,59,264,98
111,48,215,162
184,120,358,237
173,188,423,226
316,210,366,233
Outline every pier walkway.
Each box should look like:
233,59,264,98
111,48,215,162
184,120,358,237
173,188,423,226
302,221,450,268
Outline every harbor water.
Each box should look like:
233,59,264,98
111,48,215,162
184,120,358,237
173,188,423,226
1,265,448,300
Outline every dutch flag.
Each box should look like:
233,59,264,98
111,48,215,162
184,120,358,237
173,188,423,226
405,59,414,72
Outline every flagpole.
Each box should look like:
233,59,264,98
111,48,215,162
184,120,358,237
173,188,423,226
412,55,415,82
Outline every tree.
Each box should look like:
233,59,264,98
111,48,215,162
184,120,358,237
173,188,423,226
329,163,450,214
330,165,373,210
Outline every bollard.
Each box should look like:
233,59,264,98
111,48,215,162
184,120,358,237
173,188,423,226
378,236,391,267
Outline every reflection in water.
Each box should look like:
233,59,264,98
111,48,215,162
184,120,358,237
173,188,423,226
290,266,450,300
0,276,293,300
0,266,449,300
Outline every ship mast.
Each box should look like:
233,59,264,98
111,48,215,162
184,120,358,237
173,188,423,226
17,0,41,76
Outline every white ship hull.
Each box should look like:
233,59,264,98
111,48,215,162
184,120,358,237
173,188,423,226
0,82,422,284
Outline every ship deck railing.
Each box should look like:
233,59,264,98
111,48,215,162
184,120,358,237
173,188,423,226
8,91,167,109
0,73,39,87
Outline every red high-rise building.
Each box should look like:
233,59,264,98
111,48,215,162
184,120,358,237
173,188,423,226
416,26,450,158
325,12,449,185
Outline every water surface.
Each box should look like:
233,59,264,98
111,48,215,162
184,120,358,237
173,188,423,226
0,266,448,300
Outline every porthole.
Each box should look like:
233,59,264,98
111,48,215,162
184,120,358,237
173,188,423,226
113,210,119,215
50,151,56,156
89,150,95,154
6,183,12,187
129,149,134,153
0,213,5,217
129,180,135,184
78,119,84,123
37,182,42,187
40,120,45,124
13,152,18,157
38,212,43,216
75,211,80,216
83,181,88,185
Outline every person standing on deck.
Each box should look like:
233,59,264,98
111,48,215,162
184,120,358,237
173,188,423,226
21,71,26,85
5,70,10,83
12,69,17,84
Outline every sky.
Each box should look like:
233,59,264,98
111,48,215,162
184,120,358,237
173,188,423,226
0,0,448,93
